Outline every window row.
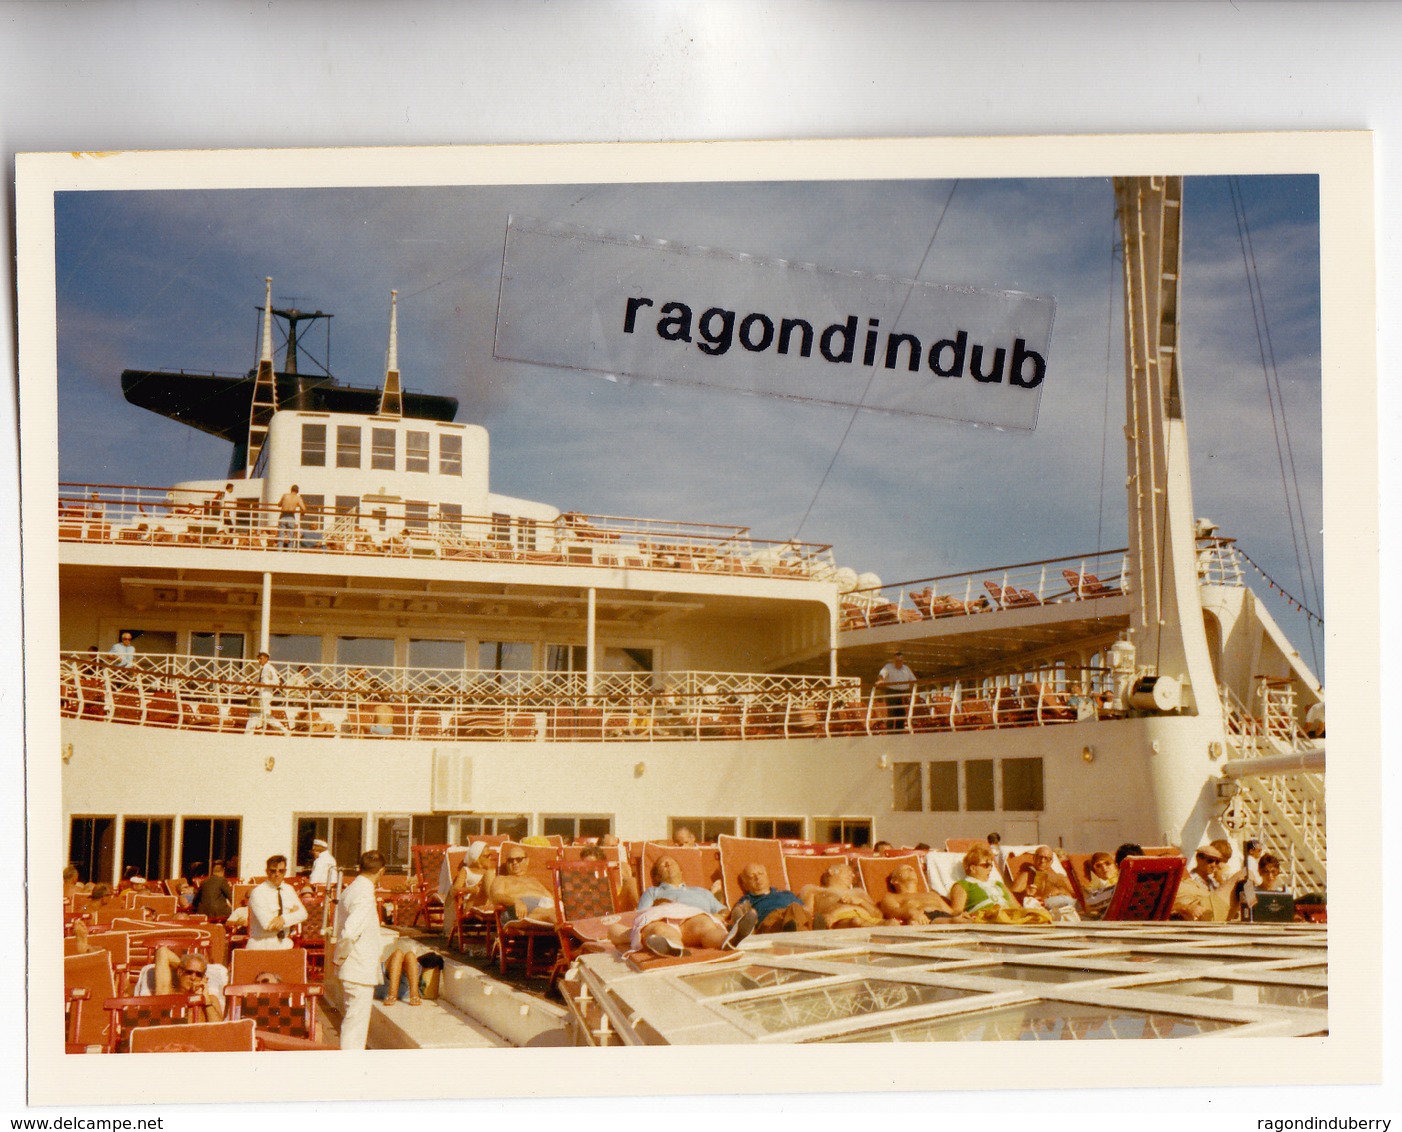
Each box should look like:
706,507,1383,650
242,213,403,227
68,811,879,883
892,757,1044,813
302,423,463,476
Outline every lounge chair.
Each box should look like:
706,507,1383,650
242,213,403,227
223,982,324,1042
1102,855,1184,921
128,1018,257,1053
716,835,790,908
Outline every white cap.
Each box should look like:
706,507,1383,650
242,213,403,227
312,838,328,849
466,841,488,865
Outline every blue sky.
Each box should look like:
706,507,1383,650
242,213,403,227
52,174,1324,675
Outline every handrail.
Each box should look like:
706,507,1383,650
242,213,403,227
58,484,835,581
60,652,1104,742
839,549,1130,628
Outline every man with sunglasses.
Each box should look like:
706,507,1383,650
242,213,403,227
485,846,557,923
247,854,308,949
141,945,227,1021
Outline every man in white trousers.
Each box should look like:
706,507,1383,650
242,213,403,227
333,849,387,1051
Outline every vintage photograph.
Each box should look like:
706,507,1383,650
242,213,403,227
22,138,1370,1100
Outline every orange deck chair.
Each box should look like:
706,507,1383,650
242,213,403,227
229,946,307,985
716,835,791,908
64,951,116,1052
128,1018,257,1053
223,983,325,1043
856,853,928,904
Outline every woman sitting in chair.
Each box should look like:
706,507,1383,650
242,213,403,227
947,844,1051,924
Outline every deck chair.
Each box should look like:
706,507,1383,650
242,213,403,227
716,835,790,908
639,842,719,894
102,993,209,1053
549,860,624,982
783,853,850,895
223,983,324,1042
128,1017,257,1053
490,841,562,978
65,951,117,1051
408,844,451,930
857,853,927,902
65,987,91,1054
1102,856,1184,921
229,946,307,985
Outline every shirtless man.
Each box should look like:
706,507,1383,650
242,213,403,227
802,862,885,929
1009,846,1077,911
878,864,955,924
485,846,558,923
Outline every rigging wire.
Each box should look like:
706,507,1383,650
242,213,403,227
1234,544,1324,626
1226,177,1322,673
1096,216,1121,564
789,179,960,543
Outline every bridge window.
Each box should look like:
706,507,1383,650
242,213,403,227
301,494,324,531
479,641,533,672
190,631,245,660
439,503,462,535
440,433,463,477
405,501,430,532
371,428,397,471
336,636,395,670
270,634,322,666
301,423,326,467
336,425,361,469
406,430,430,473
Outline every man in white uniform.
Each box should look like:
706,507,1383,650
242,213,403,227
247,855,308,949
333,849,387,1051
875,650,916,731
245,651,288,734
308,838,337,886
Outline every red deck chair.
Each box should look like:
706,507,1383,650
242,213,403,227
639,842,718,894
65,987,91,1054
716,835,790,908
490,841,562,978
223,983,324,1043
229,947,307,985
783,853,850,895
1102,856,1184,921
128,1017,257,1053
549,860,625,983
102,994,209,1053
856,853,928,903
408,843,451,930
65,951,116,1052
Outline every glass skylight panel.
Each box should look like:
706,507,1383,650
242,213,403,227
723,978,974,1035
825,1001,1242,1043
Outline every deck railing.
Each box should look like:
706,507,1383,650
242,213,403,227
57,484,835,582
59,652,1103,742
838,549,1130,631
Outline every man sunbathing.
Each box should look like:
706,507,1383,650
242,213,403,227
142,945,227,1021
878,864,955,924
1009,846,1078,912
732,863,811,933
485,846,558,924
608,855,756,957
803,862,885,929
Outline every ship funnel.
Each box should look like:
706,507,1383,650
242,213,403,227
378,289,403,418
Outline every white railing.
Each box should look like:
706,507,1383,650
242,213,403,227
839,549,1129,631
58,484,835,583
1196,536,1246,586
1219,681,1312,753
58,652,1107,742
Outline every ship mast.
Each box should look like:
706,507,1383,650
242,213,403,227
1113,176,1219,720
378,290,403,418
245,277,279,476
